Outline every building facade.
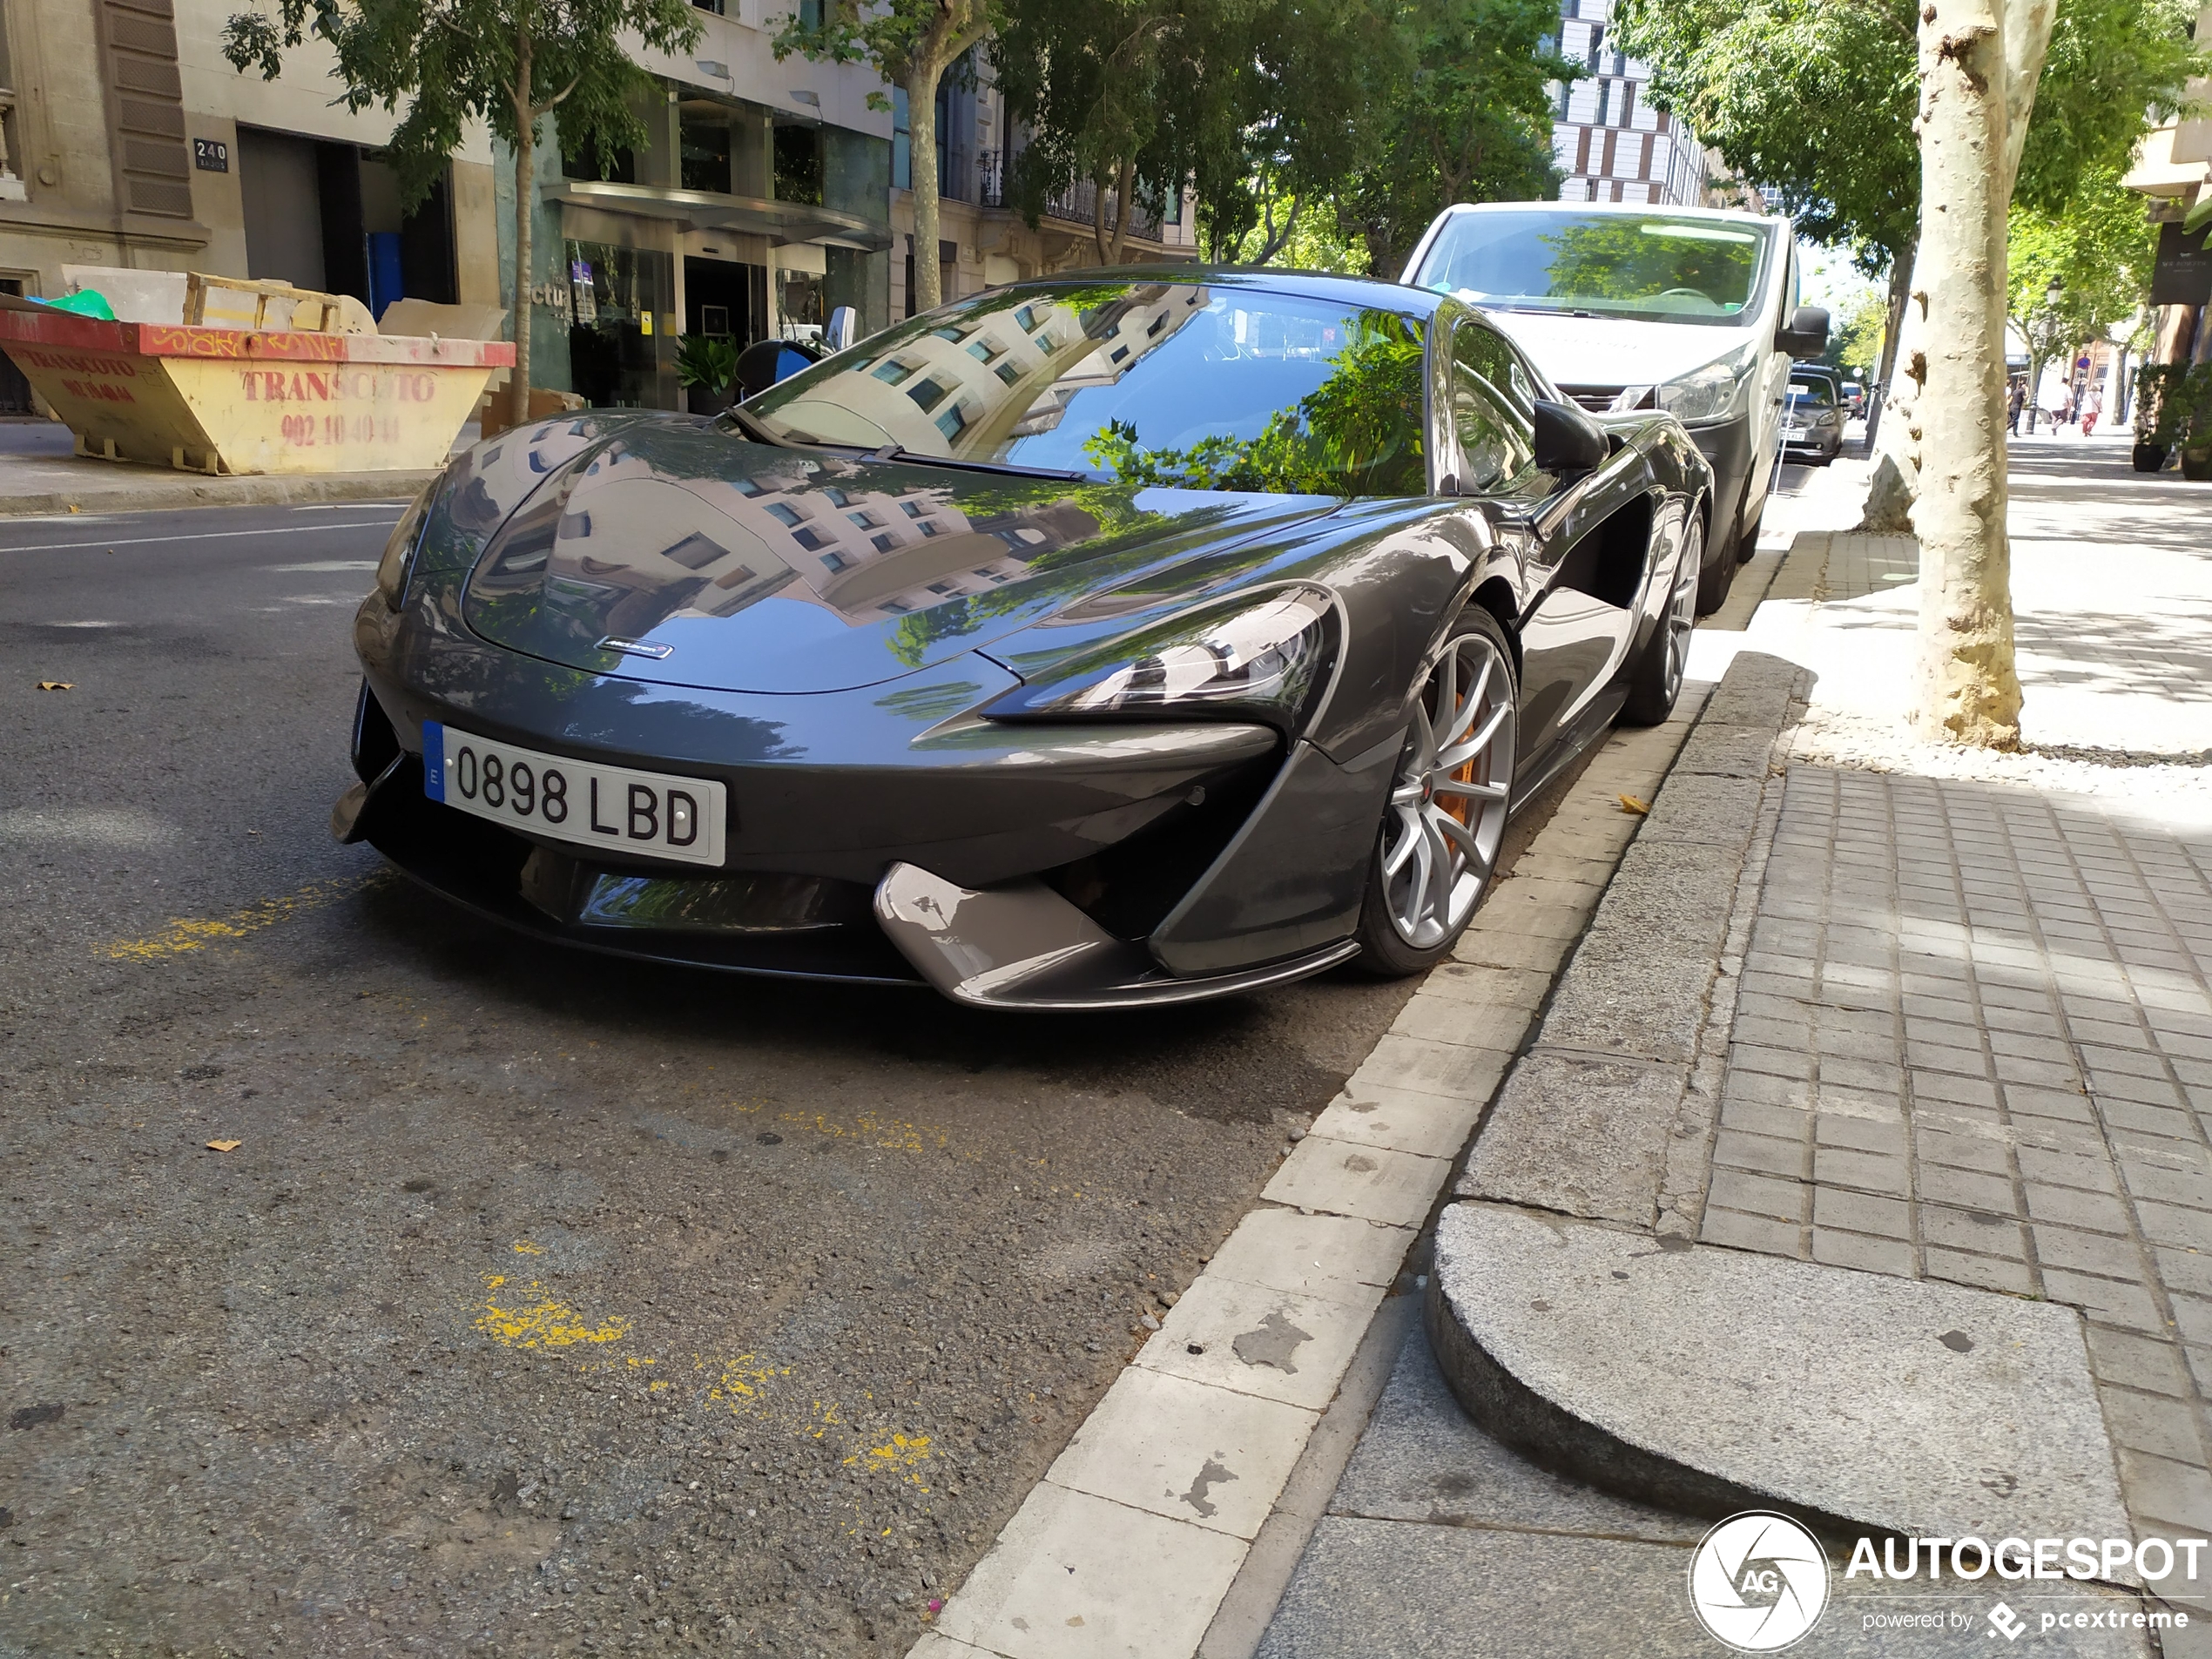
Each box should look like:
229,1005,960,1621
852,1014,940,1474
2121,2,2212,371
0,0,504,408
502,3,897,412
883,51,1196,319
1545,0,1709,206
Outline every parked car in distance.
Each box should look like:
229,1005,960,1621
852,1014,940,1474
338,270,1716,1010
1841,379,1867,420
1399,201,1828,615
1783,366,1845,465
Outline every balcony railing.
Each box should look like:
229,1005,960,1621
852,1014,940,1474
1040,179,1165,244
978,149,1003,210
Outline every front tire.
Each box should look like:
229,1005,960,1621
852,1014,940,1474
1352,608,1518,977
1622,512,1702,726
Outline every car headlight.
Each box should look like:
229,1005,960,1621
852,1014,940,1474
1658,344,1762,425
375,481,438,610
985,588,1335,732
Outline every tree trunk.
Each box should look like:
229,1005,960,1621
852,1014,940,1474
1108,155,1136,265
510,32,534,428
1864,239,1914,453
2021,348,2042,431
907,60,948,311
1867,0,2054,529
1091,165,1111,263
1912,0,2024,747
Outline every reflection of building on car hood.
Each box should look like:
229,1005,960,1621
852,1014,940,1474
475,442,1099,631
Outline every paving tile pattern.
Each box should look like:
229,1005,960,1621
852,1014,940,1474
1699,764,2212,1548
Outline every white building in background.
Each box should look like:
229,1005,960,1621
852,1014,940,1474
1546,0,1710,206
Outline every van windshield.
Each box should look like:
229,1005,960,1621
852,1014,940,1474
1414,211,1771,327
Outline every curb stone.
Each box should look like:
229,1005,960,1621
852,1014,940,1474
0,468,435,517
1427,650,2135,1559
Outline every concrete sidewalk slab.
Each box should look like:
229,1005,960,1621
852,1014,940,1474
1426,1202,2130,1548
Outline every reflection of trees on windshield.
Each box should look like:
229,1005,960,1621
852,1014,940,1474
1540,222,1757,313
1080,310,1426,497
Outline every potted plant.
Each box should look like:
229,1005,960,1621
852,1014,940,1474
2132,362,2182,472
2176,364,2212,482
677,334,739,415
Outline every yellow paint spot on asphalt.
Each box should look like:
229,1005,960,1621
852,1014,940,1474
99,876,377,961
512,1239,544,1255
473,1273,631,1350
844,1433,931,1487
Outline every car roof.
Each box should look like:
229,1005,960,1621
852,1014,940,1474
993,264,1450,322
1426,199,1786,234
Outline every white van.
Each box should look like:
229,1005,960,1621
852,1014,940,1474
1401,202,1829,612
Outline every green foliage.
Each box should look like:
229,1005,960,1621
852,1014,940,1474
675,334,739,393
1334,0,1574,276
2006,166,2159,400
1831,287,1889,378
1082,310,1427,496
1613,0,2203,280
2135,361,2212,448
772,0,996,107
221,0,700,212
1225,197,1367,273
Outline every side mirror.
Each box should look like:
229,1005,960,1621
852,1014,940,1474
735,337,826,401
1532,397,1608,475
825,305,859,353
1777,305,1831,360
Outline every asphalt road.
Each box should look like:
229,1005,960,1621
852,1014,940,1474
0,496,1640,1658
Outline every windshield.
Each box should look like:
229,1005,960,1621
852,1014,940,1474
745,282,1429,497
1414,210,1771,327
1788,374,1837,407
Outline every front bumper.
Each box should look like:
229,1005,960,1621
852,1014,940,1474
1684,414,1757,556
340,636,1396,1008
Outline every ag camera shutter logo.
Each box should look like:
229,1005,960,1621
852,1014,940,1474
1689,1512,1831,1650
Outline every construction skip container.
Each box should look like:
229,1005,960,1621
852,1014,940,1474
0,302,515,475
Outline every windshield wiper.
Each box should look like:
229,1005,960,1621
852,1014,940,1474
853,443,1093,482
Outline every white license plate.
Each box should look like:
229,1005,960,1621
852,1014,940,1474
422,722,727,867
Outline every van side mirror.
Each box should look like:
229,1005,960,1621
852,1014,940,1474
1777,305,1831,360
735,337,826,400
1533,398,1608,476
825,306,859,352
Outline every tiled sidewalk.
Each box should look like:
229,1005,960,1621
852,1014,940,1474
1698,716,2212,1556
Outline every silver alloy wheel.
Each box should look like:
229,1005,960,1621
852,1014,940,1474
1379,631,1516,948
1663,519,1703,703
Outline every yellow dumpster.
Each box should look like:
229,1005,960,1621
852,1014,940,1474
0,302,514,475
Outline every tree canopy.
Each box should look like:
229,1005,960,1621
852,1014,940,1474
1328,0,1575,277
1613,0,2202,271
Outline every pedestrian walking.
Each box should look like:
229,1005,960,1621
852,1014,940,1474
2081,390,2102,437
2007,381,2025,434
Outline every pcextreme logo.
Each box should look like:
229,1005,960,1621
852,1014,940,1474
1689,1512,1831,1651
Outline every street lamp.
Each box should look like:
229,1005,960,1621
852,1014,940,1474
2027,276,2063,433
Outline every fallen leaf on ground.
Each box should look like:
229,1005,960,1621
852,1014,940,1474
1617,794,1649,814
67,504,81,514
206,1139,242,1152
37,681,74,691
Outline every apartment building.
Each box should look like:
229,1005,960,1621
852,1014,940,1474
2121,1,2211,368
1545,0,1709,206
509,2,895,411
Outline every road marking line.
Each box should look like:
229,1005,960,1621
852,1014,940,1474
8,520,400,553
98,874,378,961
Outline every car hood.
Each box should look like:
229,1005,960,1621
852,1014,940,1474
462,419,1340,695
1479,307,1769,391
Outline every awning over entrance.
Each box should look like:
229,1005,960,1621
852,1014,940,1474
543,180,894,253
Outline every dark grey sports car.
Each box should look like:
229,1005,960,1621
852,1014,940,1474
338,269,1711,1009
